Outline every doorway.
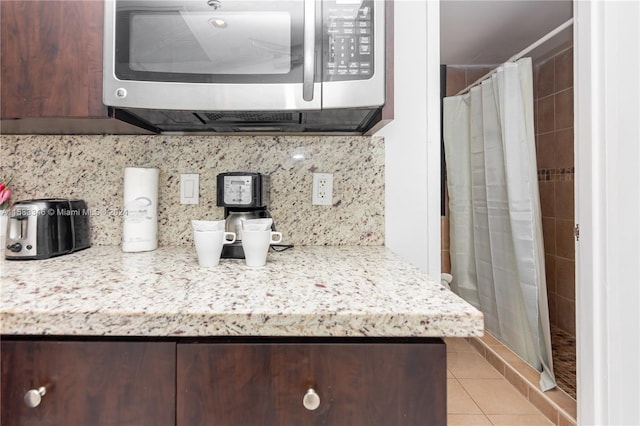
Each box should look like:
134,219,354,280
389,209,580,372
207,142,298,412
439,2,576,401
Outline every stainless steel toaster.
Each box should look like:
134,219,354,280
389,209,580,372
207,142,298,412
4,199,91,260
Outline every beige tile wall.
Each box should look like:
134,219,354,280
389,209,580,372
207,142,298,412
534,47,575,336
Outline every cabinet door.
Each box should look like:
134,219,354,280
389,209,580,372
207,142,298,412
311,341,447,425
1,340,176,426
0,1,106,118
178,343,316,425
177,339,446,426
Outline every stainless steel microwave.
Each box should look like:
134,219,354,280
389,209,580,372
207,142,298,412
103,0,386,133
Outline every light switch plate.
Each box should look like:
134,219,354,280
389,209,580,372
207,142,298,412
180,174,199,205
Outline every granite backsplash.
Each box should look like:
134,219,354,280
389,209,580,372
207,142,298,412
0,135,384,246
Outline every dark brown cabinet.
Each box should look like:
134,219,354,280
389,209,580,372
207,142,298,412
0,340,176,426
177,339,446,426
1,337,445,425
0,0,150,134
0,1,106,119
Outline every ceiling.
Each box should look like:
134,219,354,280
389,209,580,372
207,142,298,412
440,0,573,66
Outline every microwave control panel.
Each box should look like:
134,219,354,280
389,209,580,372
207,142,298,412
323,0,375,81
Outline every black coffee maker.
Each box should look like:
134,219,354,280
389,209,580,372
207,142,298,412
217,172,272,259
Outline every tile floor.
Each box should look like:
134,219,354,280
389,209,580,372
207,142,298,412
447,337,555,425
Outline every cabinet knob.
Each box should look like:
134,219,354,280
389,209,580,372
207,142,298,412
302,388,321,411
24,386,47,408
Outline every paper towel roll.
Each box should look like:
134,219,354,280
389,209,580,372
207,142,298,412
122,167,159,252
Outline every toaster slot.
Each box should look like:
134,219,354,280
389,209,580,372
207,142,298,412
8,208,30,241
5,205,38,257
11,214,28,241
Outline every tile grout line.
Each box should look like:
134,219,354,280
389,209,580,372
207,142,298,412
467,336,577,426
449,347,550,425
467,338,559,425
447,373,487,419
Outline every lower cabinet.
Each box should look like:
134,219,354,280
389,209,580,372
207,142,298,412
0,340,175,426
1,337,446,426
177,340,446,426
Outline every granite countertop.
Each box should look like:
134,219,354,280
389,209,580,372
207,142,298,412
0,246,483,338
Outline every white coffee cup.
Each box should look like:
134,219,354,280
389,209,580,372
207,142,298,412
194,230,236,267
241,229,283,267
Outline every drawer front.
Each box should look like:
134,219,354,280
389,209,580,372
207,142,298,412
1,340,175,426
177,340,446,426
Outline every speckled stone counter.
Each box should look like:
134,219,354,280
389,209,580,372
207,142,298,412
0,246,483,337
1,135,384,246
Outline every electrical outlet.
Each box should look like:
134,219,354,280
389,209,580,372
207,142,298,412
312,173,333,206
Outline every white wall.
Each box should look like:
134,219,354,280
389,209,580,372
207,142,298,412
575,1,640,424
383,0,640,423
378,0,441,278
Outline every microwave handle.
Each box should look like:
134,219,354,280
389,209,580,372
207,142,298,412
303,0,316,101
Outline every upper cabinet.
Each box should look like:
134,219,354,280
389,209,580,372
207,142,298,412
0,0,150,134
1,1,106,118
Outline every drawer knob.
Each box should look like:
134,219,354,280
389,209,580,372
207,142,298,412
24,386,47,408
303,388,320,411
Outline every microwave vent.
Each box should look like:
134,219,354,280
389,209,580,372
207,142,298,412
200,112,298,123
114,107,379,133
203,112,225,121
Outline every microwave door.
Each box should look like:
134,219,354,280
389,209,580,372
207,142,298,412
177,12,292,76
103,0,321,111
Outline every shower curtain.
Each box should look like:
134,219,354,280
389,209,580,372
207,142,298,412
443,58,556,391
